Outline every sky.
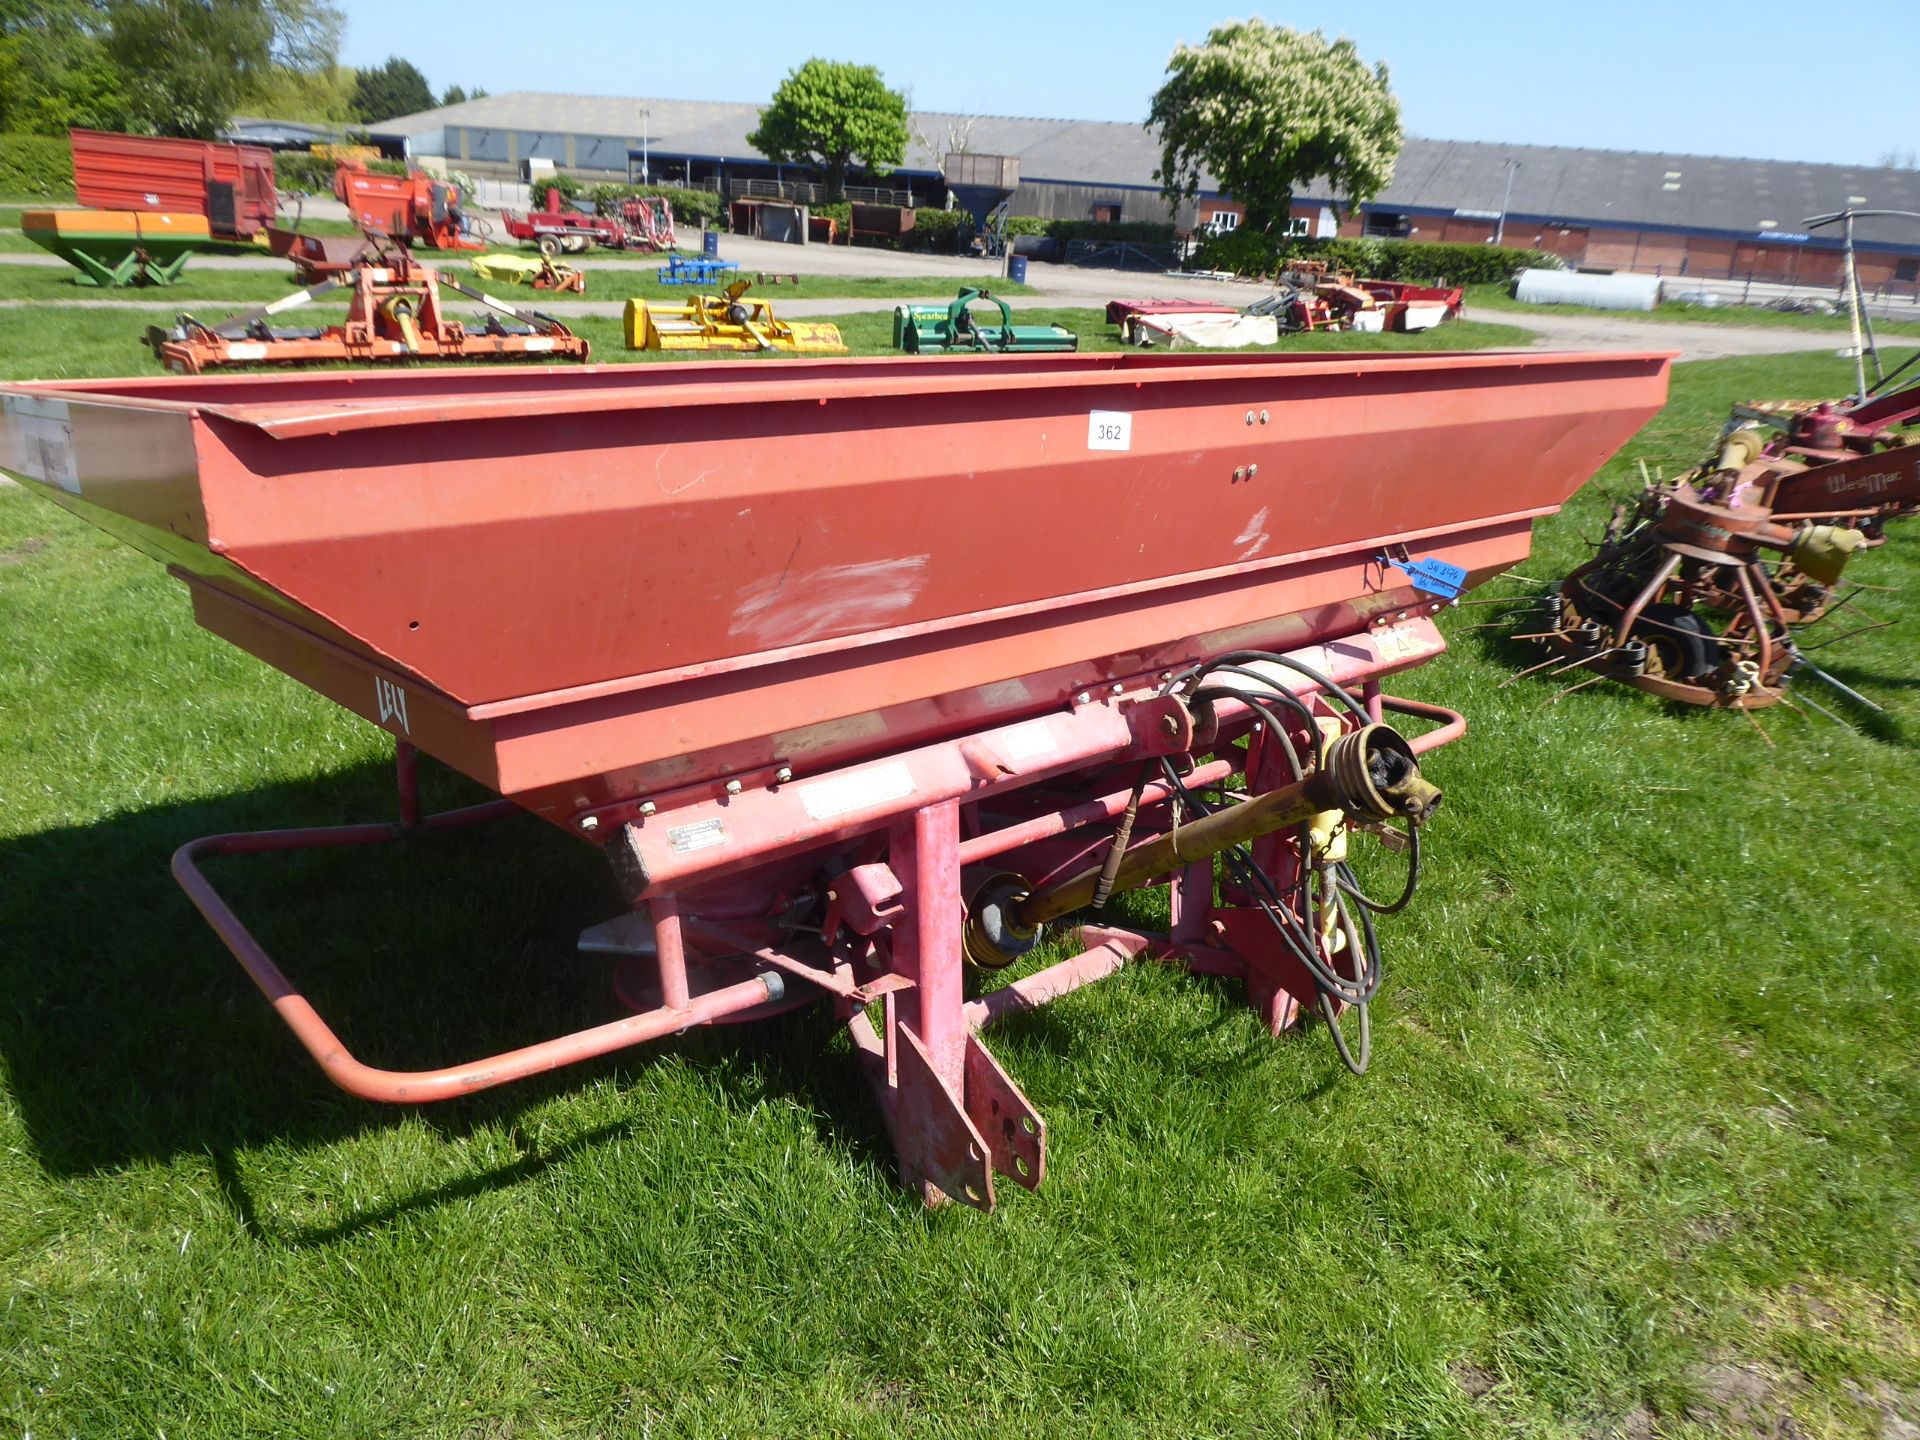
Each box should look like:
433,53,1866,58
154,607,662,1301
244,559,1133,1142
336,0,1920,169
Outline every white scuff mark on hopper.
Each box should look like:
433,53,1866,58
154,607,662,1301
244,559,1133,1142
977,678,1033,709
731,554,930,646
1234,506,1271,561
659,465,712,497
652,448,713,497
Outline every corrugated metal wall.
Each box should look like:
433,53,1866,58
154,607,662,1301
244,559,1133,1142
444,127,635,177
1011,181,1177,225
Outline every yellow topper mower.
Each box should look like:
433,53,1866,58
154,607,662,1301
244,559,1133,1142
623,280,846,354
469,253,586,294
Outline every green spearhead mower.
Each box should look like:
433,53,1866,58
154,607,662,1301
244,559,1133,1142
893,289,1078,354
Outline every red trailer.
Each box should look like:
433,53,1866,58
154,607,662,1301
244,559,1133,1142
70,128,277,241
0,349,1667,1209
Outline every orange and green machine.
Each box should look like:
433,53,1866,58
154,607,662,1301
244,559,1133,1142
20,209,211,287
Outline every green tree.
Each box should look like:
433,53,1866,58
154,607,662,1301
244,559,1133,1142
0,0,128,134
241,0,347,122
439,83,466,106
108,0,273,138
747,58,907,202
245,60,355,123
1148,20,1402,234
70,0,343,139
349,54,431,123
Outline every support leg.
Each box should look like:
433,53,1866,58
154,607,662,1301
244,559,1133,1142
851,801,1045,1210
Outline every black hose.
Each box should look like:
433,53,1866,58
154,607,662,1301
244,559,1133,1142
1335,824,1421,915
1168,649,1372,722
1193,664,1422,919
1318,987,1372,1076
1157,751,1378,1008
1153,652,1410,1068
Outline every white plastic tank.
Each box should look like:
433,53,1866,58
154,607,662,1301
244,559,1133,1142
1514,268,1661,311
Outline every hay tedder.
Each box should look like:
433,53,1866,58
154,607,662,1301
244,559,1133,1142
1523,377,1920,712
143,252,590,374
0,349,1666,1208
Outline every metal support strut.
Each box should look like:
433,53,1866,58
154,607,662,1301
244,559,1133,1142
169,746,783,1104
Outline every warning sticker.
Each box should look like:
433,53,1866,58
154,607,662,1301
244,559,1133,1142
1374,623,1429,663
999,720,1056,763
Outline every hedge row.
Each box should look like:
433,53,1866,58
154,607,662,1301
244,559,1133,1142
1192,230,1563,285
842,211,1180,253
0,133,74,197
274,151,406,194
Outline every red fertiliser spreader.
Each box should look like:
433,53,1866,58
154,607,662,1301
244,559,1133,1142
0,349,1667,1208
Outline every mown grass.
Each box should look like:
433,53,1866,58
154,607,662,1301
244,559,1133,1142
0,304,1538,382
558,270,1040,301
0,264,324,303
1,325,1916,1436
1465,280,1920,338
0,252,1038,304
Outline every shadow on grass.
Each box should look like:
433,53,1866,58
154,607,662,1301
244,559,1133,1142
1,750,1357,1244
0,756,898,1243
1460,589,1915,745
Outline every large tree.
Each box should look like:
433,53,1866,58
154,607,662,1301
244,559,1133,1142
4,0,342,136
748,58,907,203
108,0,274,138
0,0,128,133
350,54,431,123
1149,20,1402,234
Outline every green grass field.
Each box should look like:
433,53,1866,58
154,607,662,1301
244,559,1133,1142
1,312,1916,1437
0,302,1539,382
0,253,1039,306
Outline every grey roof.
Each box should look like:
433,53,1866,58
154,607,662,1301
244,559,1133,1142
222,114,355,148
371,91,1920,247
1359,138,1920,247
368,89,1180,186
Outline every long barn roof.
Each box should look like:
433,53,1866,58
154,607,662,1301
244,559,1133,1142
371,91,1920,245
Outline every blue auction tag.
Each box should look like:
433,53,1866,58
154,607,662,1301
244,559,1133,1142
1401,557,1467,599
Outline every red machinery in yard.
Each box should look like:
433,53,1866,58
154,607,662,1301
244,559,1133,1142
142,251,590,373
0,349,1666,1208
1525,377,1920,713
267,163,487,282
70,127,277,241
1359,279,1466,331
500,187,677,255
332,161,484,253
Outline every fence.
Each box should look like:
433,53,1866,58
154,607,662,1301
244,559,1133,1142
1652,273,1920,322
465,177,532,212
710,177,916,207
1064,239,1181,272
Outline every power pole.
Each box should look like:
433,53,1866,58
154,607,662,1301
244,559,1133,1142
1494,158,1520,245
639,107,651,184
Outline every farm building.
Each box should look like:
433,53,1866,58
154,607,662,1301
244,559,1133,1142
367,91,1920,289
